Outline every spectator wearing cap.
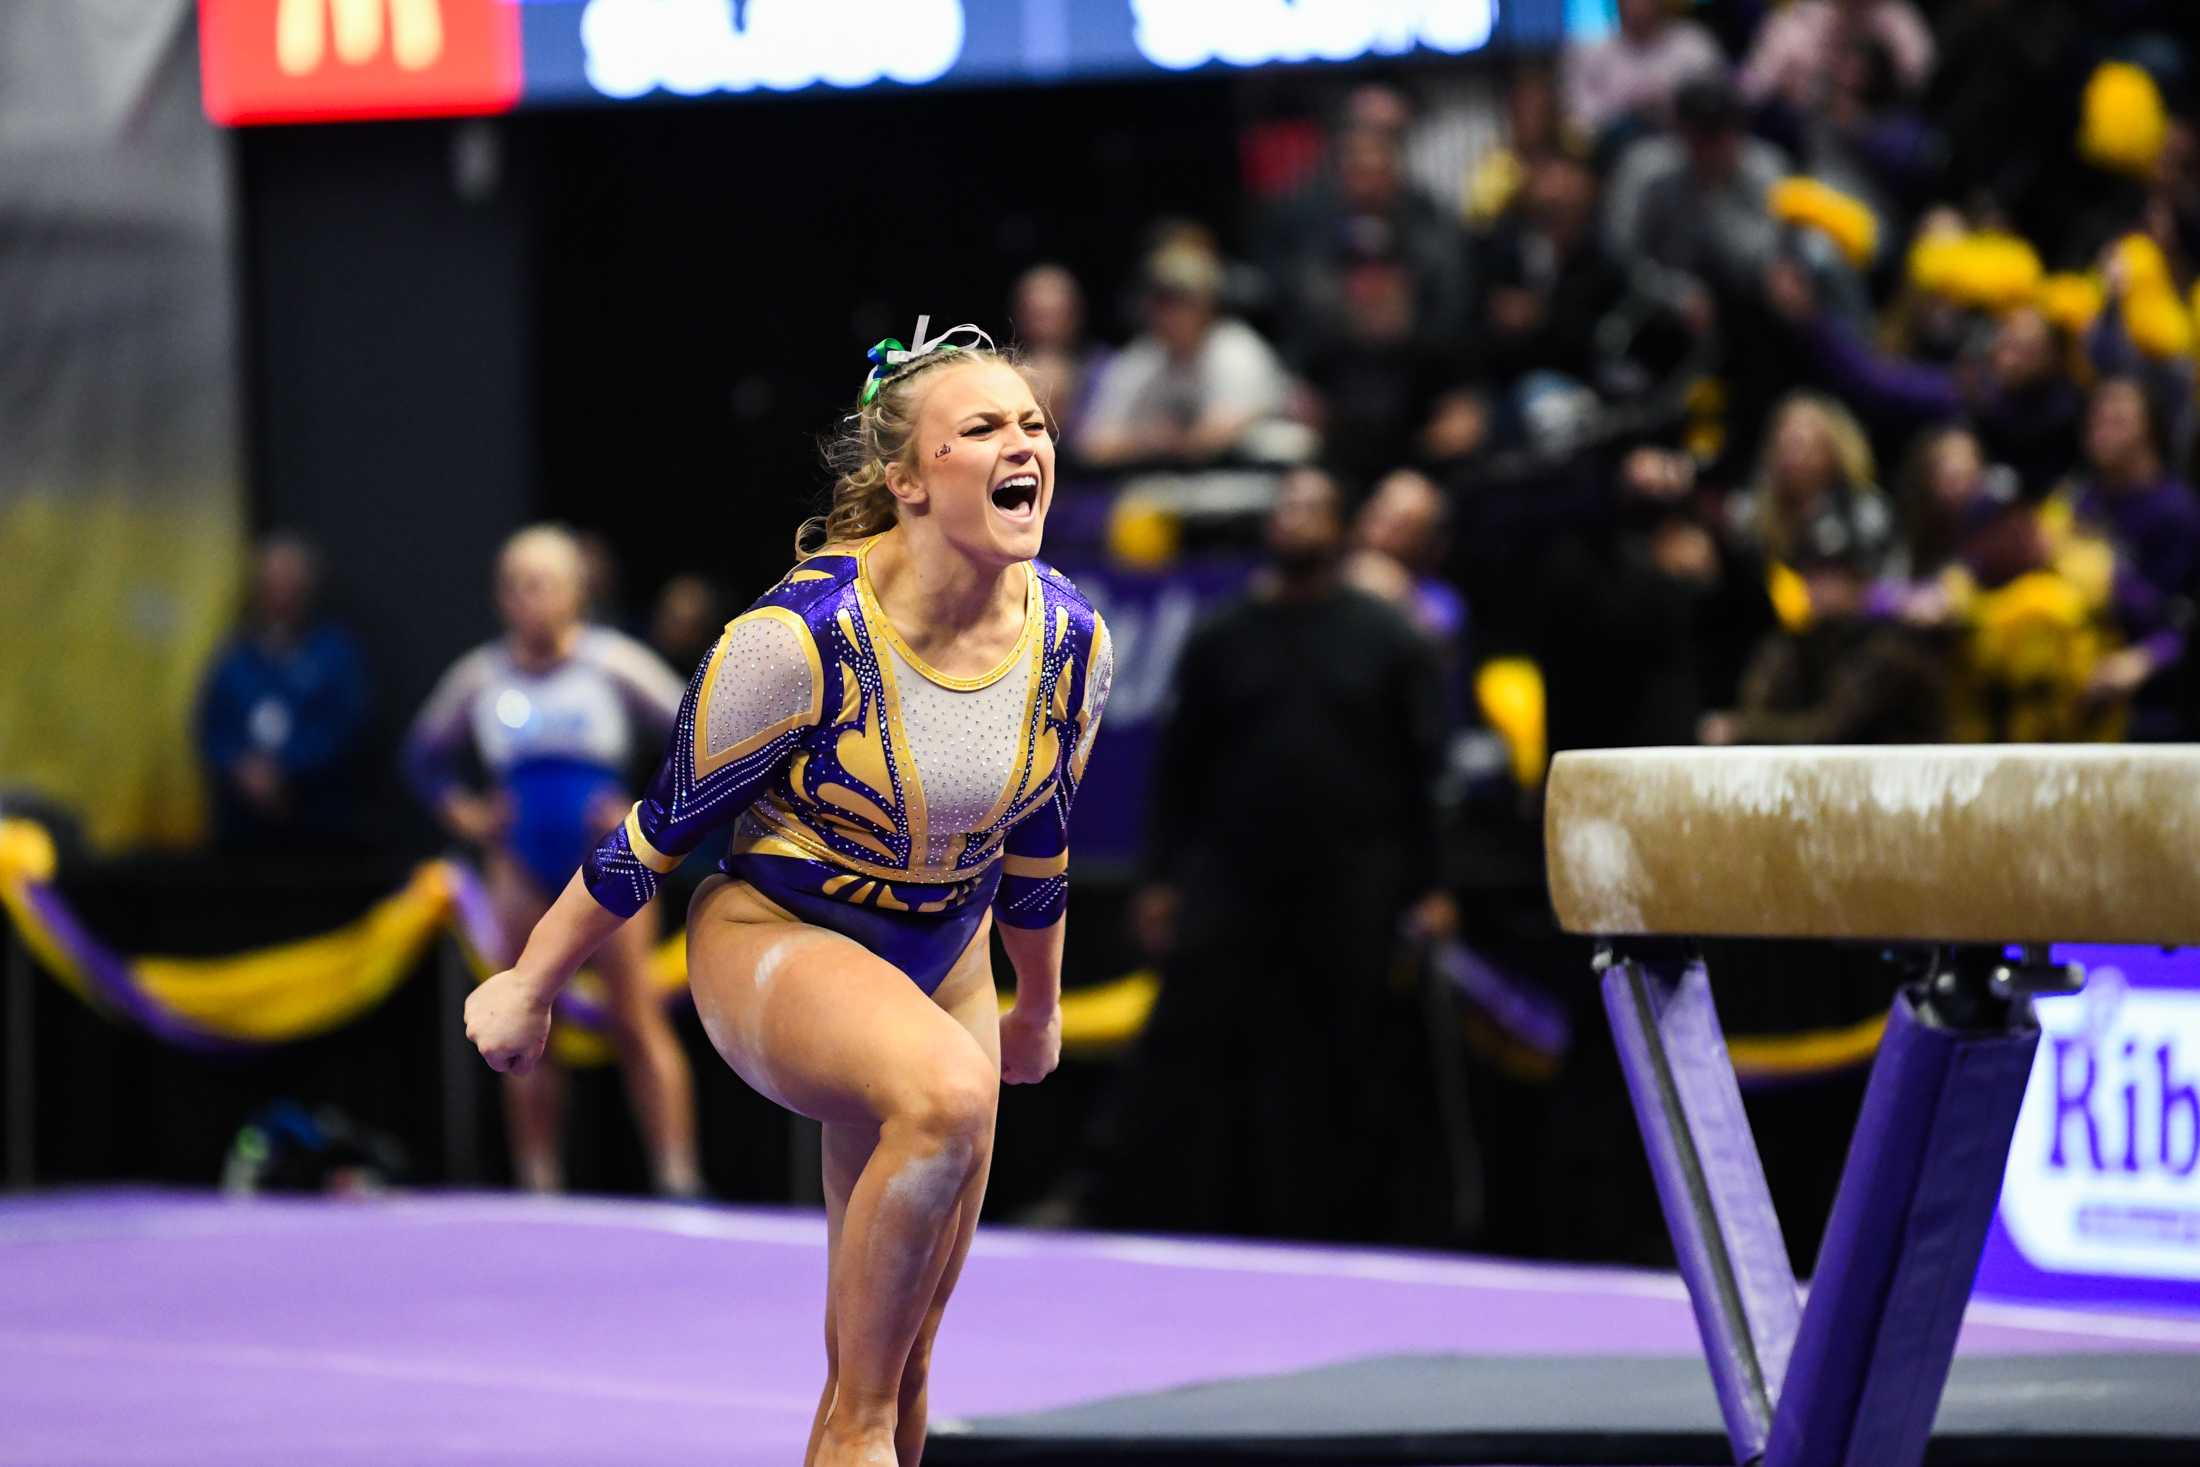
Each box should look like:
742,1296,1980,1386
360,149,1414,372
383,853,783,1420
1740,0,1935,115
2059,376,2200,731
1079,241,1292,468
1700,494,1951,748
1727,393,1894,574
1561,0,1728,151
1605,76,1791,304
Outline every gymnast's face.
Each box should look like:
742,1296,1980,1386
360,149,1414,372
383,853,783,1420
893,360,1055,567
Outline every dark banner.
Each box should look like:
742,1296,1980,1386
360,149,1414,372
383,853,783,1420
1049,555,1252,878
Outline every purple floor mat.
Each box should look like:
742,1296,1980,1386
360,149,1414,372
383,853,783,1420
2,1190,2195,1466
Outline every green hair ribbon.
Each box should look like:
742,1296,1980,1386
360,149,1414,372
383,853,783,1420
857,316,995,405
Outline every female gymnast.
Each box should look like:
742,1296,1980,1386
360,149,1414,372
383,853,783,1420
406,526,702,1197
463,321,1113,1467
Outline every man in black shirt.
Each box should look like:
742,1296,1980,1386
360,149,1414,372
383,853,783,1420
1092,468,1455,1242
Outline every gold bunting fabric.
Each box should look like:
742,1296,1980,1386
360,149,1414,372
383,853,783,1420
0,817,1152,1065
0,818,683,1066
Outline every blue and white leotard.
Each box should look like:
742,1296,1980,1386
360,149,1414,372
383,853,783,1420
406,628,686,897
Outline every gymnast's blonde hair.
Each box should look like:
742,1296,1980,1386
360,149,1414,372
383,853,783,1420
801,338,1036,558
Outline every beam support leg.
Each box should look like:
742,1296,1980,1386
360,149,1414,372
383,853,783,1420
1766,960,2039,1467
1604,949,1801,1464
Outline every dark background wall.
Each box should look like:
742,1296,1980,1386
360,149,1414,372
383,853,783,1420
239,116,540,842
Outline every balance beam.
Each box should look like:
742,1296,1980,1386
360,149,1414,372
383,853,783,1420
1547,745,2200,1467
1547,744,2200,945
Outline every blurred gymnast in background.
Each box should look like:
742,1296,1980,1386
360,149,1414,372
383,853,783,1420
406,525,701,1197
464,322,1112,1467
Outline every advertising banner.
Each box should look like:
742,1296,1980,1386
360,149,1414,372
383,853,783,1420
200,0,523,123
1976,945,2200,1314
205,0,1553,124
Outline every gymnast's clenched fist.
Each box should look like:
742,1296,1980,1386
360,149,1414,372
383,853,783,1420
999,1001,1062,1086
464,969,555,1075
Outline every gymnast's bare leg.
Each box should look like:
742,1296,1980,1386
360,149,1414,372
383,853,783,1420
687,874,1001,1467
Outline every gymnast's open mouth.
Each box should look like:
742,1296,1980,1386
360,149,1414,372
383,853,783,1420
990,473,1040,517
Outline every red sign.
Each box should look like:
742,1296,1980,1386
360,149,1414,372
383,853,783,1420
199,0,522,125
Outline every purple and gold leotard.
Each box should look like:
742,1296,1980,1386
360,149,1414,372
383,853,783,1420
581,537,1114,993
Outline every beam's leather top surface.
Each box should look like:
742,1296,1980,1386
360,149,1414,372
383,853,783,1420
1545,746,2200,944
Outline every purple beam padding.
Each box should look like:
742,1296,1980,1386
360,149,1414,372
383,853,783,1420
1766,987,2039,1467
1605,956,1802,1465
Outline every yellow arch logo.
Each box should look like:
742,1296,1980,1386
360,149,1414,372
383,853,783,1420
277,0,444,75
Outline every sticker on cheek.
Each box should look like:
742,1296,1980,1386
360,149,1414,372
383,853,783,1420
934,442,953,458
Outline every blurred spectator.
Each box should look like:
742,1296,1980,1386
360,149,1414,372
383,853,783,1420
645,572,739,900
1478,155,1633,391
1561,0,1728,151
1345,467,1468,651
1728,392,1893,570
2061,376,2200,730
1789,30,1943,222
1262,105,1469,358
1292,229,1469,495
1010,263,1109,450
646,573,726,676
195,534,370,856
1769,260,2084,498
403,525,697,1197
2149,115,2200,267
1091,467,1452,1242
2087,236,2200,474
1739,0,1935,115
1080,241,1293,467
1606,77,1791,306
1889,422,2002,587
1943,487,2121,743
1701,500,1950,746
1536,445,1779,754
575,528,628,629
1465,60,1572,229
1925,0,2086,244
1335,80,1489,232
